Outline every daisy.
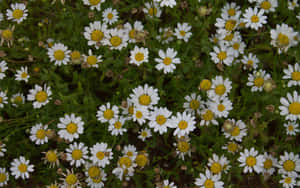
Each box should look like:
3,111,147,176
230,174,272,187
66,142,89,167
279,91,300,121
207,76,232,100
277,152,300,177
156,0,177,8
96,102,119,123
46,182,59,188
270,24,298,54
122,145,138,161
155,48,181,74
83,49,102,68
238,147,264,174
29,123,48,145
102,28,128,50
90,142,113,168
221,2,241,18
195,169,224,188
242,7,267,30
208,97,233,118
102,8,118,25
124,21,144,43
130,84,159,108
170,111,196,137
247,70,271,92
0,61,8,80
200,107,218,126
135,152,149,168
10,156,34,180
42,150,60,168
113,156,136,181
283,63,300,87
85,165,107,188
222,141,241,154
156,27,174,44
0,92,8,108
85,163,102,180
280,174,297,188
288,0,299,10
223,119,247,142
82,0,104,11
148,107,172,134
174,136,191,160
57,113,84,142
199,79,212,91
215,16,239,34
47,43,71,66
108,117,127,136
210,42,234,66
0,168,9,187
83,21,108,49
208,154,231,174
138,128,152,141
133,106,149,125
143,2,162,18
284,121,299,136
60,169,81,188
262,152,277,175
70,50,81,63
256,0,278,13
174,22,192,42
0,143,6,157
183,93,203,115
229,36,246,58
6,3,28,23
157,180,177,188
0,26,14,47
241,53,259,70
15,66,30,82
129,46,149,66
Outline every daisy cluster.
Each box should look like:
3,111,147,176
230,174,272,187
0,0,300,187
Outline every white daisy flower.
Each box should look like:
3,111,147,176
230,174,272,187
47,43,71,66
29,123,48,145
96,102,119,123
207,76,232,100
256,0,278,13
66,142,89,167
262,152,277,175
238,147,264,174
215,16,240,34
270,24,298,54
122,145,138,161
200,107,218,126
222,141,241,154
60,169,81,188
157,180,177,188
0,168,9,187
156,27,174,44
183,93,203,115
82,0,104,11
277,152,300,177
129,46,149,66
27,84,52,109
83,21,108,49
6,3,28,23
133,106,149,125
102,28,128,50
288,0,299,10
0,91,8,108
223,119,247,142
210,42,234,66
130,84,159,108
284,121,299,136
0,143,6,157
241,53,259,70
155,0,177,8
138,128,152,141
83,49,102,68
174,22,192,42
247,70,271,92
221,2,241,18
10,156,34,180
102,8,118,25
112,162,136,181
143,2,162,18
108,117,127,136
155,48,181,74
90,142,113,168
283,63,300,87
124,21,144,43
170,111,196,137
85,164,107,188
0,61,8,80
57,113,84,142
15,66,30,82
194,169,224,188
208,97,233,118
279,91,300,121
242,7,267,30
148,107,172,134
229,36,246,58
174,136,191,160
280,174,297,188
208,153,231,174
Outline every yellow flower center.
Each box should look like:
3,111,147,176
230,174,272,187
119,157,132,168
211,162,222,174
264,159,273,169
129,29,136,39
72,149,83,160
225,20,236,31
66,123,78,134
135,154,148,167
177,141,189,152
87,55,97,65
163,57,172,65
139,94,151,106
215,84,226,95
180,30,186,36
66,174,77,185
190,99,200,110
1,29,13,40
49,184,58,188
103,109,114,120
284,177,292,184
128,106,134,115
217,104,225,112
71,51,81,61
91,30,104,42
135,52,144,62
228,8,236,16
21,72,28,79
35,91,48,103
127,151,133,157
148,7,157,16
0,173,7,183
18,163,27,173
36,129,46,139
224,33,234,41
110,36,122,47
231,126,240,136
114,121,122,129
291,72,300,81
289,102,300,115
12,9,24,20
283,160,296,172
277,33,289,46
204,179,214,188
227,142,238,152
261,1,271,10
156,115,166,125
233,43,240,50
288,125,294,131
96,151,105,160
14,96,23,103
217,51,227,61
247,60,253,65
178,120,188,130
200,79,212,90
246,156,257,167
202,110,214,121
254,77,264,87
0,97,2,104
53,50,65,61
89,0,100,6
88,166,100,178
136,111,143,119
46,151,57,162
107,13,113,20
141,131,148,137
251,15,259,23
